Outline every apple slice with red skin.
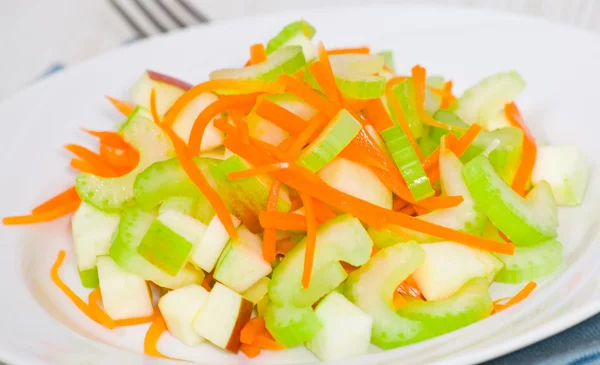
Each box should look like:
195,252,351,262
130,70,191,116
192,282,253,353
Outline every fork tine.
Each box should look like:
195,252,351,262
176,0,210,23
134,0,168,33
108,0,149,38
154,0,186,28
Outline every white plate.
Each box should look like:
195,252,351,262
0,4,599,365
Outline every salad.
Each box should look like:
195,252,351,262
4,20,591,361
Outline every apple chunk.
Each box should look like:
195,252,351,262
190,214,241,273
171,92,226,152
159,284,209,347
192,282,253,353
130,70,192,116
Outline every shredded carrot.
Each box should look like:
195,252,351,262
400,204,416,215
255,99,309,135
249,43,267,64
278,135,296,152
255,334,286,350
83,129,131,150
65,144,118,176
99,146,139,173
312,198,337,222
309,60,341,107
240,317,267,345
3,200,80,225
162,79,284,129
451,124,482,157
385,88,423,160
240,343,261,358
150,89,239,239
393,196,409,211
505,103,536,196
276,238,297,255
290,196,303,211
300,192,317,289
87,288,117,329
326,46,370,55
412,65,464,131
252,139,290,161
429,81,456,110
228,162,289,181
421,134,458,171
32,187,80,214
260,211,310,231
339,143,387,170
144,314,175,359
495,282,537,312
393,292,408,309
364,99,395,133
413,205,429,215
417,195,464,210
70,158,99,174
279,74,339,117
188,94,258,154
115,313,157,327
386,76,408,91
50,251,109,327
105,96,135,117
263,181,281,262
228,110,250,145
285,113,329,159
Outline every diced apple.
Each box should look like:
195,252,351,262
213,226,272,293
305,292,373,361
531,145,590,206
242,277,270,304
97,256,154,320
137,210,207,276
192,282,253,353
412,242,503,301
190,214,241,273
158,284,209,347
318,158,392,209
130,70,191,116
171,92,225,152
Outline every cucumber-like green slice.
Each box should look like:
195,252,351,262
455,71,526,127
424,75,445,115
109,205,205,289
329,54,385,75
431,110,524,183
266,20,317,54
494,239,563,284
376,50,395,73
133,156,220,210
388,78,424,139
462,155,558,246
296,109,362,172
266,214,373,346
76,107,175,212
324,54,387,99
72,202,121,288
381,125,435,201
210,46,306,83
158,196,197,216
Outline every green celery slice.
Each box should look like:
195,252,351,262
210,46,306,83
376,50,395,73
78,267,100,289
296,109,362,172
334,76,386,100
266,20,317,54
381,125,434,201
455,71,526,127
158,196,197,216
494,239,563,284
76,107,175,212
388,78,424,140
462,155,558,246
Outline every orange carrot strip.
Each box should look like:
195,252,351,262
255,100,309,135
385,88,423,160
429,81,456,110
255,334,286,350
250,43,267,64
162,79,284,128
386,76,408,91
364,99,395,133
412,65,465,131
393,196,409,211
263,181,281,262
413,205,429,215
188,94,258,154
259,211,309,231
400,205,416,215
290,196,303,211
144,314,174,359
105,96,135,117
229,110,250,145
50,250,109,327
276,238,297,255
252,139,290,162
339,144,387,170
87,288,117,329
240,343,261,358
114,313,157,327
326,46,370,55
3,200,80,225
83,129,131,150
505,103,536,196
312,198,336,222
65,144,118,176
417,195,464,210
495,282,537,312
32,187,80,214
70,158,99,174
309,61,342,107
300,192,317,289
393,292,408,309
240,317,266,345
317,42,343,107
150,90,239,239
228,162,290,181
278,135,296,152
279,74,339,117
285,114,329,159
451,124,482,157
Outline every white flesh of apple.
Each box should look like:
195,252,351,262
190,214,241,272
157,209,207,249
97,256,154,320
171,92,225,152
129,71,186,116
158,284,209,347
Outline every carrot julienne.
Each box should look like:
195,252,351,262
285,113,329,159
32,187,80,214
249,43,267,64
65,144,118,176
256,334,286,350
87,288,117,329
83,129,132,150
3,200,80,225
386,76,408,90
259,211,311,231
240,317,267,345
429,81,456,110
317,42,343,106
240,343,261,358
505,102,537,196
276,238,297,255
417,195,464,210
451,124,482,157
364,99,394,133
300,192,317,289
228,110,250,145
413,205,429,215
228,162,290,181
150,89,239,239
105,96,135,117
144,314,175,359
70,158,99,175
311,198,336,222
255,99,309,135
263,180,281,262
495,282,537,312
279,74,339,117
326,46,370,55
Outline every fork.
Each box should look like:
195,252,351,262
108,0,210,39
